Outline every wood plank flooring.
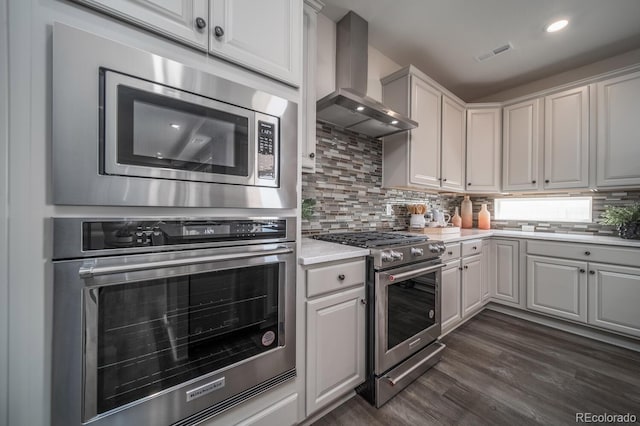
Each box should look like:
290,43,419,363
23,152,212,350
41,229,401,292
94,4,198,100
312,310,640,425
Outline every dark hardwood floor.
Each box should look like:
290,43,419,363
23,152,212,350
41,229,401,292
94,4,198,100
312,310,640,425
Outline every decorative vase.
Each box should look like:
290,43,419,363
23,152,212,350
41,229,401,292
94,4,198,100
410,214,426,228
452,207,462,227
461,196,473,229
618,222,640,239
478,203,491,230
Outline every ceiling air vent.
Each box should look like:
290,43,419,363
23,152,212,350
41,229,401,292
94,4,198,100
475,42,514,62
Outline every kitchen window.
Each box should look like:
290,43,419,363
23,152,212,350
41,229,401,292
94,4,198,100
494,197,593,222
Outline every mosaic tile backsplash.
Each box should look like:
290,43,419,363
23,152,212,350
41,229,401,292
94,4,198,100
302,123,640,237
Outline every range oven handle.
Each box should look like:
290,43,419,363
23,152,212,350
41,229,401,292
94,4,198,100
386,263,444,283
78,246,294,279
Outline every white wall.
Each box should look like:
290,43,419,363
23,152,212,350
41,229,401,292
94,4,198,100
315,12,401,101
6,1,300,425
477,47,640,102
0,0,9,423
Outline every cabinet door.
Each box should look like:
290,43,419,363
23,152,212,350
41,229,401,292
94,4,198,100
306,286,365,415
209,0,302,86
462,255,483,316
441,261,462,333
527,255,587,322
503,99,541,191
588,263,640,338
481,240,490,303
466,108,501,192
301,1,322,172
441,96,466,191
596,71,640,187
74,0,209,49
544,86,589,189
409,76,442,188
491,239,519,304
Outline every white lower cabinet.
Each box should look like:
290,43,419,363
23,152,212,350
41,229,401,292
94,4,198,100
588,263,640,338
526,255,588,323
234,393,298,426
441,260,462,333
305,279,365,415
491,239,520,305
481,240,490,303
462,255,483,316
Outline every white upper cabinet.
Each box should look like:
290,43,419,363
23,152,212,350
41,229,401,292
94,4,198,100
596,70,640,187
544,86,589,189
74,0,209,49
409,76,442,187
465,107,501,193
209,0,302,86
502,99,541,192
441,95,466,191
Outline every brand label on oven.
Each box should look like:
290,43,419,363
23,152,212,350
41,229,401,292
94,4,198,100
186,377,225,402
262,330,276,346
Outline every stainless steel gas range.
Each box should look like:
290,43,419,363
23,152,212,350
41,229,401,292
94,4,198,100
312,232,446,407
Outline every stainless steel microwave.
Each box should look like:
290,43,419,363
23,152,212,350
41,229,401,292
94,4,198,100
52,23,297,208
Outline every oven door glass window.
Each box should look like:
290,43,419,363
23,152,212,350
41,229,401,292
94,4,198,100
386,272,437,350
92,263,281,415
114,83,250,178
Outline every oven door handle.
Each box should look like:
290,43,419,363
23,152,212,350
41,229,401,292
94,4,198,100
386,263,444,282
78,246,294,278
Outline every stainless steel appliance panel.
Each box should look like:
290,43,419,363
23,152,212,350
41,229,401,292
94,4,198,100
52,242,296,426
53,23,296,208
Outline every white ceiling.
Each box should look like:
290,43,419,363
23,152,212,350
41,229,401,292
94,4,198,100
320,0,640,101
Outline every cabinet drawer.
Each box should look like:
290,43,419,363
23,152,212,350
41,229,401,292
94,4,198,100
441,243,461,261
461,239,483,257
527,240,640,266
307,259,366,298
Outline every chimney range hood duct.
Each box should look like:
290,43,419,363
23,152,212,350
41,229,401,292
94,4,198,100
316,11,417,138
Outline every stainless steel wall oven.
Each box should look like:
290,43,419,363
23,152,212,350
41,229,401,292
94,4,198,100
52,23,297,208
52,217,296,426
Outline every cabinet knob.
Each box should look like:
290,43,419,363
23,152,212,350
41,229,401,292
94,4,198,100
448,251,453,255
589,270,595,275
443,178,447,182
545,179,550,184
338,274,345,281
214,26,225,38
360,299,367,305
309,152,315,159
464,265,469,269
579,268,586,273
195,17,207,30
473,246,477,250
532,180,537,184
458,267,463,271
584,251,591,256
467,183,472,186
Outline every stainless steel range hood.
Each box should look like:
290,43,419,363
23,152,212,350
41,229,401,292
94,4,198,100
316,11,417,138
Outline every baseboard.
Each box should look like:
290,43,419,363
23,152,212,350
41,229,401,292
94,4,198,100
299,391,356,426
486,303,640,352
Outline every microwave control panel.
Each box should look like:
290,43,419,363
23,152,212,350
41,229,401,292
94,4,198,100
257,120,276,180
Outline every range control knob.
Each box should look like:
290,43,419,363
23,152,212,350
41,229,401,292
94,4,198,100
390,250,404,261
381,251,393,263
411,247,424,257
428,244,440,253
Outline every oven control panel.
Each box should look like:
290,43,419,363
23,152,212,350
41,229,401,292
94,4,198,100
374,241,445,269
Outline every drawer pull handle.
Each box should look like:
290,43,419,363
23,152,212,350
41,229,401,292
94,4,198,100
589,270,595,275
584,251,591,256
448,251,453,255
579,268,586,273
464,265,469,269
338,274,345,281
472,246,477,250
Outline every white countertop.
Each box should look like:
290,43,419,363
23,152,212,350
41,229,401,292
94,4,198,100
300,230,640,266
299,238,370,266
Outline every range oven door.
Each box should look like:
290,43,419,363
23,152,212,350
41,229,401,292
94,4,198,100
52,243,295,426
103,71,279,188
374,261,443,375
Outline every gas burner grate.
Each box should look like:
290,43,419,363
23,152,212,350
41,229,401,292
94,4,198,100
312,232,428,248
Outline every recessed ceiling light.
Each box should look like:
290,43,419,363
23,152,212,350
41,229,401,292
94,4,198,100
356,106,365,111
391,120,399,125
546,19,568,33
170,123,180,129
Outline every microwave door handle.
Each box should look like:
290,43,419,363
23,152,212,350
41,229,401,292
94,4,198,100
78,246,293,278
386,263,444,283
